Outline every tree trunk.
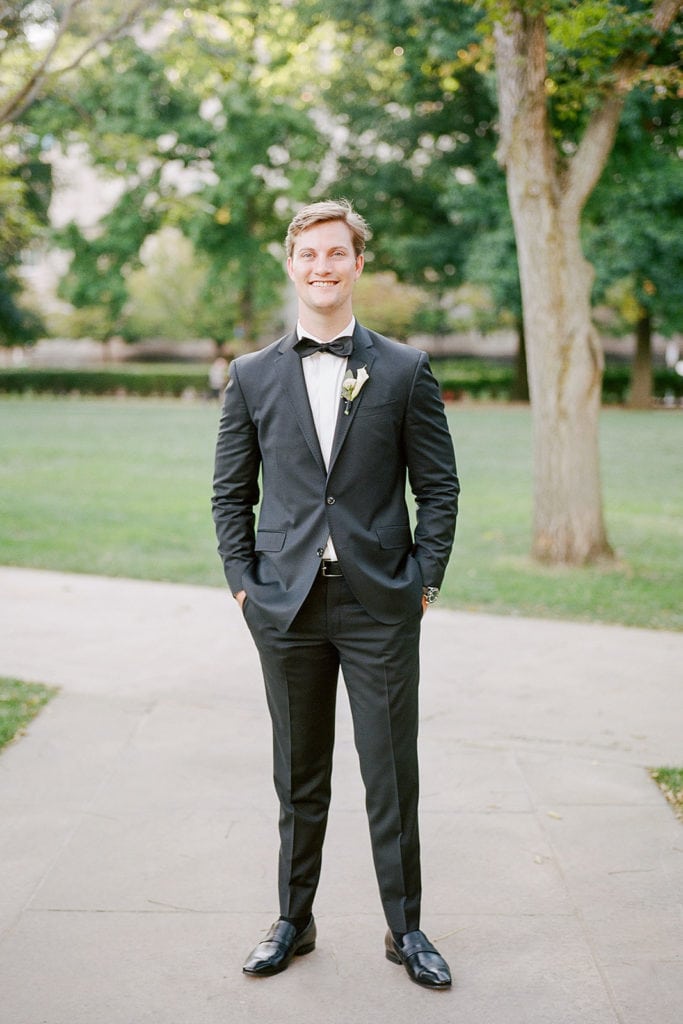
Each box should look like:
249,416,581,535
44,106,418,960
510,315,529,402
495,11,613,565
492,0,681,561
515,197,612,563
629,311,653,409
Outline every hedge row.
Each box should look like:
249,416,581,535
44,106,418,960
606,366,682,403
0,361,681,402
0,365,209,397
433,361,683,403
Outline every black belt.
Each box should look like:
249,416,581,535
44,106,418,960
321,560,343,578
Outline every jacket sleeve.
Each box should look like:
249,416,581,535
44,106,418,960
402,353,459,587
211,360,261,595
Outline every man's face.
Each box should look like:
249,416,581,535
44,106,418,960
287,220,364,318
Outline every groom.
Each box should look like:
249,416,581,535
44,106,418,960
212,199,459,989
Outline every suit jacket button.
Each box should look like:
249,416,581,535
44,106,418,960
327,496,335,505
317,548,324,557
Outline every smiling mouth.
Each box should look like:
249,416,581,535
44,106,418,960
310,280,338,287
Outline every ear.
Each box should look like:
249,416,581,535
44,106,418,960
286,256,294,281
354,254,364,279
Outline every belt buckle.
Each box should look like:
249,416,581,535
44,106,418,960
321,561,341,578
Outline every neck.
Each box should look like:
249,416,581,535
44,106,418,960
298,309,354,342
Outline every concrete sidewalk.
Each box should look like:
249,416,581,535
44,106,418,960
0,566,681,1024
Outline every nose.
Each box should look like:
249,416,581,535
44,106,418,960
313,254,332,275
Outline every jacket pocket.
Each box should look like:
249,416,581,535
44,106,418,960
376,525,412,549
255,530,286,552
355,398,398,418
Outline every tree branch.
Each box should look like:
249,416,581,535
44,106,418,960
0,0,152,127
493,9,549,171
48,0,151,77
651,0,683,33
562,0,683,216
0,0,82,125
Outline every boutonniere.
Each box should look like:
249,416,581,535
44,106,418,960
341,366,369,415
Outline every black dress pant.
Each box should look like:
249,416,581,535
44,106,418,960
243,572,423,934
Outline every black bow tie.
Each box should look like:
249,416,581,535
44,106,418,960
295,336,353,358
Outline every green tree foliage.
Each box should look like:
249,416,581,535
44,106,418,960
352,271,429,339
123,227,224,342
311,0,497,292
0,0,159,343
0,131,50,342
585,89,683,334
317,0,680,335
57,181,162,330
50,37,186,329
311,0,527,390
584,88,682,405
41,3,331,343
4,0,681,364
0,1,157,127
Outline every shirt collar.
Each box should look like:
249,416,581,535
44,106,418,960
296,317,355,344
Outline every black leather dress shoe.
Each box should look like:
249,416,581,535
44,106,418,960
385,929,452,989
242,917,316,977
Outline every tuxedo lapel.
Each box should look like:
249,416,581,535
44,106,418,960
328,327,376,475
275,334,326,475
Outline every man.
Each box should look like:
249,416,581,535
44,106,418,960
212,199,459,989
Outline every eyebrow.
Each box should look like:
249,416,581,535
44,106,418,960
296,244,352,254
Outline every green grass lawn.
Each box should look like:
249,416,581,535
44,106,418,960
1,396,681,629
649,767,683,821
0,677,58,750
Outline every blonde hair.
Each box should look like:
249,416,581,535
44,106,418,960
285,199,371,259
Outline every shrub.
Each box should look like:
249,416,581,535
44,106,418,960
0,365,210,397
0,360,680,403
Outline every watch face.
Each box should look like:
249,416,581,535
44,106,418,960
424,587,439,604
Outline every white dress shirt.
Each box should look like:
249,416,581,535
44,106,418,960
297,317,355,560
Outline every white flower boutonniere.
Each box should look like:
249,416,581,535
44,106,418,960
341,366,369,415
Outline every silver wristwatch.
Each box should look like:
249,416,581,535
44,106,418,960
422,586,440,605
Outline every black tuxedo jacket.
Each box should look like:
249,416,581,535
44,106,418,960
212,323,459,631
